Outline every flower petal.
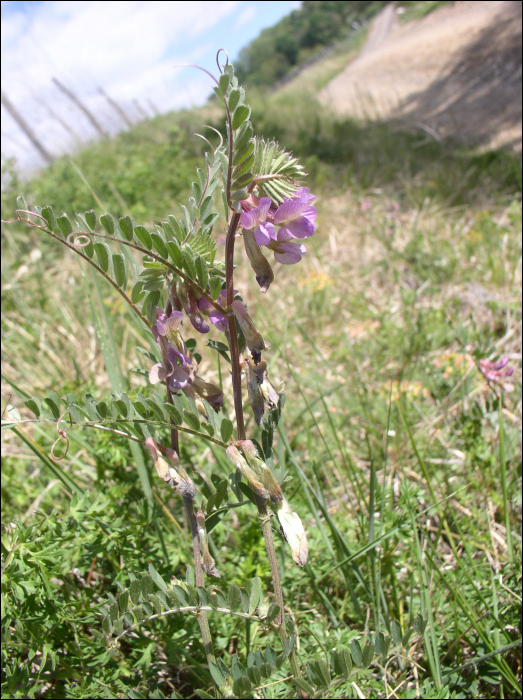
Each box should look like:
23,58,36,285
278,216,315,239
254,221,276,246
274,194,316,224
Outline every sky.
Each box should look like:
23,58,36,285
1,0,300,172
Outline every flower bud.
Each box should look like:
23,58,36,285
243,228,274,294
230,300,269,363
145,438,195,498
176,278,210,334
242,357,279,426
226,444,269,502
275,498,308,567
238,440,283,503
196,509,221,578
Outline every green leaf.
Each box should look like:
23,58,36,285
131,281,145,303
232,172,253,190
181,248,197,278
41,205,56,232
209,277,222,301
193,691,214,699
264,647,277,667
266,603,280,624
57,214,73,236
119,590,129,614
148,563,168,591
316,658,331,687
332,647,352,678
119,215,134,241
134,225,152,250
171,586,188,606
24,398,41,418
94,242,110,272
43,392,60,419
234,122,253,152
374,631,385,655
228,88,241,113
147,593,162,615
391,620,403,646
100,213,115,235
112,253,127,288
413,613,428,636
228,584,241,611
284,634,296,657
219,72,229,95
294,678,315,694
183,409,200,432
402,628,414,647
350,639,363,666
232,105,250,131
151,232,168,259
85,210,96,231
230,188,249,202
248,577,262,615
102,615,112,635
232,676,251,697
164,403,182,425
129,580,141,605
167,241,183,268
220,418,233,443
195,255,209,290
208,661,225,689
362,643,374,668
247,665,261,686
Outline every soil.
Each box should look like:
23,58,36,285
319,1,522,152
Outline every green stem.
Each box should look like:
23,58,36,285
183,493,220,696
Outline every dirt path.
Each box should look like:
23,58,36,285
319,1,522,151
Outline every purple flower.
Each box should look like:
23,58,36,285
267,229,307,265
198,289,230,333
241,197,276,246
479,357,514,385
241,189,317,268
273,190,316,240
149,308,194,386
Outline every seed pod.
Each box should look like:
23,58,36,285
226,444,269,502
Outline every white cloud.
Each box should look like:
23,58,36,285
233,4,257,31
1,0,241,170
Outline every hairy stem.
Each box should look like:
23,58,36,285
225,208,305,696
258,502,306,697
183,494,220,694
225,210,245,440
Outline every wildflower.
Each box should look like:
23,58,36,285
185,375,224,412
237,440,283,503
479,357,514,390
172,278,210,334
242,357,279,426
196,509,221,578
198,289,228,332
243,228,274,293
230,300,269,362
240,190,317,272
275,498,308,567
145,438,195,498
226,444,269,502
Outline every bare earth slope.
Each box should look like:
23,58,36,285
319,1,522,151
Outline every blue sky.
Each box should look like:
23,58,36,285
1,1,300,171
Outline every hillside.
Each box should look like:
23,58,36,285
318,0,522,151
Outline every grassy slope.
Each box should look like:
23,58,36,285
1,38,522,700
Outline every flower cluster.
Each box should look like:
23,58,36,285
149,307,223,411
479,356,514,391
240,188,317,293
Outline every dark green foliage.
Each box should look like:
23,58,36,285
235,1,388,87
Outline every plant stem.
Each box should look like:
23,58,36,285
225,209,306,696
183,494,219,685
258,501,307,697
225,210,245,440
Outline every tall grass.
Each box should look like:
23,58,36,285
1,82,521,698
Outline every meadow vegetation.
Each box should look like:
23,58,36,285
1,53,521,700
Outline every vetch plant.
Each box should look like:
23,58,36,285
2,53,428,698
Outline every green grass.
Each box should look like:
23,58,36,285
1,80,521,698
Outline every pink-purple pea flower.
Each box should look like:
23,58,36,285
241,188,317,266
479,357,514,387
